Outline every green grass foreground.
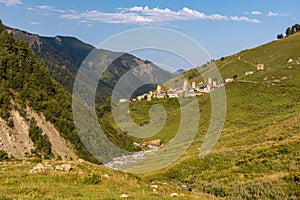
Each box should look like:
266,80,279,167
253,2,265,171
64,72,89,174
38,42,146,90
0,159,214,199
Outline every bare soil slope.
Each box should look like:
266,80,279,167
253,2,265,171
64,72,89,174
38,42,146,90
0,107,77,160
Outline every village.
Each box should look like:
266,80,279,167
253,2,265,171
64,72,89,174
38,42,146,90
119,63,266,103
118,76,226,103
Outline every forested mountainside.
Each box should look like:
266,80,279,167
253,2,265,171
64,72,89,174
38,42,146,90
6,27,174,103
0,20,138,163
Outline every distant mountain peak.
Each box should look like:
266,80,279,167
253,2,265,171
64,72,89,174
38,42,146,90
173,68,186,75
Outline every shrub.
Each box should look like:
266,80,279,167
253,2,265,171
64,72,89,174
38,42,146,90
7,118,14,128
83,173,102,185
284,171,300,183
0,150,9,161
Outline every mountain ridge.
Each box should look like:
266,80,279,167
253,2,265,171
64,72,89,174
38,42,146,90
5,25,174,103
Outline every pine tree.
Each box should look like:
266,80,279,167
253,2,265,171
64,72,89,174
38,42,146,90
0,20,4,32
291,25,296,35
295,24,300,32
286,27,291,37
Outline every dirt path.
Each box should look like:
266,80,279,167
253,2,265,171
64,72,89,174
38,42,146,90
236,50,259,68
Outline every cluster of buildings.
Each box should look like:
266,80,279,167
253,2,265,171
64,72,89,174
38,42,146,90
119,77,226,103
119,63,266,103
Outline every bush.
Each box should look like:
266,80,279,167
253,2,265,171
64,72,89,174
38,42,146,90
7,118,14,128
83,173,102,185
230,181,287,200
284,171,300,183
0,150,9,161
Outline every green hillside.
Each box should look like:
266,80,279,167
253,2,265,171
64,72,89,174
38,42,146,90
142,33,300,199
97,32,300,198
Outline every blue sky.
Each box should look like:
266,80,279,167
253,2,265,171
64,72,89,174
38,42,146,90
0,0,299,69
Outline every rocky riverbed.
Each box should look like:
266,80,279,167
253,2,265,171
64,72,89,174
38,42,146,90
104,145,160,170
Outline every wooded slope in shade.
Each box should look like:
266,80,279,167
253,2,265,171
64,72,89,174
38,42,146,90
0,20,138,163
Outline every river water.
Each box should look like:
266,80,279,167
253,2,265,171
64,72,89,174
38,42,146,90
104,146,160,170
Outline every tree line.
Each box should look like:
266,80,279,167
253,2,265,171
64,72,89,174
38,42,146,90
29,117,52,159
277,24,300,39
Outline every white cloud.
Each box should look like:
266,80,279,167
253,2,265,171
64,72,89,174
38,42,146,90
60,6,260,24
245,11,262,15
267,11,279,17
36,5,66,13
128,6,145,12
230,16,261,23
251,11,262,15
37,5,51,10
0,0,22,6
29,21,40,25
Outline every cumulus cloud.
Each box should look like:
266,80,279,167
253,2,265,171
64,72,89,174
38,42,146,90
230,16,261,23
0,0,22,6
267,11,279,17
60,6,260,24
251,11,262,15
27,5,260,24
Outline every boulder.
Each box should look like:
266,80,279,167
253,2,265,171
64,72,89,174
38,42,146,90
170,192,178,197
103,174,109,178
44,164,54,170
55,163,72,171
151,184,158,189
142,139,161,147
29,163,44,173
133,142,140,146
120,194,129,198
